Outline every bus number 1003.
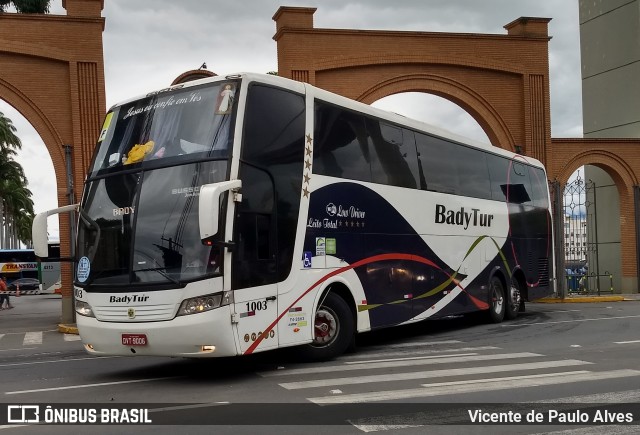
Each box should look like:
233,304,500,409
246,301,267,312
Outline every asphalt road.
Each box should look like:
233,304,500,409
1,295,640,434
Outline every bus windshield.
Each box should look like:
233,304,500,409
76,80,239,289
90,80,238,176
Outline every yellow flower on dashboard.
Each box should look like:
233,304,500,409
124,140,155,165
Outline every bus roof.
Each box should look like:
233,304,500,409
109,72,545,170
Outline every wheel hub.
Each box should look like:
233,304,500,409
313,309,337,344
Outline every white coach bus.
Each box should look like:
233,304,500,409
32,73,554,360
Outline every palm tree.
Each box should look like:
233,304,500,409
0,111,22,151
0,0,51,13
0,111,34,248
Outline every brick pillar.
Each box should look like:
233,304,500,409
62,0,104,17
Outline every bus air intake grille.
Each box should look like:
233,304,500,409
538,257,549,284
93,304,177,322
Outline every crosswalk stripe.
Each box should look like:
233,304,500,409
64,334,82,341
308,369,640,404
279,359,592,390
341,346,500,361
259,352,542,377
23,332,42,345
385,340,462,348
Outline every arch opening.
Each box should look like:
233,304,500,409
371,92,491,145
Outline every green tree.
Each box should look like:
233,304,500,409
0,0,50,13
0,111,35,248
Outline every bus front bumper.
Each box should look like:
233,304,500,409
76,308,238,358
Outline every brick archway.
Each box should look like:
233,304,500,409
273,7,640,292
0,0,106,322
356,73,514,152
273,7,551,164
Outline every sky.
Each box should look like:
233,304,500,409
0,0,583,241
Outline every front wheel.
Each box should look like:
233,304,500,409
487,276,506,323
299,292,354,361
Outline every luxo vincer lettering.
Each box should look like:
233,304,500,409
434,204,494,229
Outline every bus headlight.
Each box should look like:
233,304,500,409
177,291,233,316
75,300,95,318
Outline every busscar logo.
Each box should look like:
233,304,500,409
434,204,494,229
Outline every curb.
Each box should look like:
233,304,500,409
58,324,79,334
538,295,627,303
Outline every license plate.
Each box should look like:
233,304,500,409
121,333,148,346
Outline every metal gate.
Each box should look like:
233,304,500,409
551,171,611,298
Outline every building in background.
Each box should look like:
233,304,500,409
579,0,639,293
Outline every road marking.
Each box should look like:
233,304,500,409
614,339,640,344
280,359,591,390
22,332,42,346
341,346,499,361
531,388,640,403
530,426,640,435
308,369,640,404
502,314,640,327
0,355,117,368
259,352,542,377
386,340,462,348
63,334,82,341
344,353,478,365
5,376,181,395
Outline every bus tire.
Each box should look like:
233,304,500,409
299,292,355,361
487,276,506,323
505,278,522,320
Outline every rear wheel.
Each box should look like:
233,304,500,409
505,278,522,320
487,276,506,323
299,292,354,361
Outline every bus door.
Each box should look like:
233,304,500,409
231,164,279,353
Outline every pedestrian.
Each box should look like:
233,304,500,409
0,276,13,309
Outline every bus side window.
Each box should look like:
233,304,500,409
314,101,371,183
240,84,306,285
488,155,510,202
415,133,458,195
367,119,419,189
455,146,491,200
529,166,549,208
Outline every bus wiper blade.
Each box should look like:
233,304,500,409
134,267,182,286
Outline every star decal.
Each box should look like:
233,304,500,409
305,146,312,157
303,186,310,198
304,172,311,184
305,159,311,170
306,133,313,144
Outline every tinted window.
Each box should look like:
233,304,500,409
367,119,419,188
415,133,458,194
529,166,549,208
455,146,491,199
314,102,371,182
488,155,510,201
90,81,238,176
241,85,306,285
488,156,536,204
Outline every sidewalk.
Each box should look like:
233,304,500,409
538,292,640,303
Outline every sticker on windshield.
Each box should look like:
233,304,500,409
98,112,113,142
215,83,235,114
77,256,91,283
